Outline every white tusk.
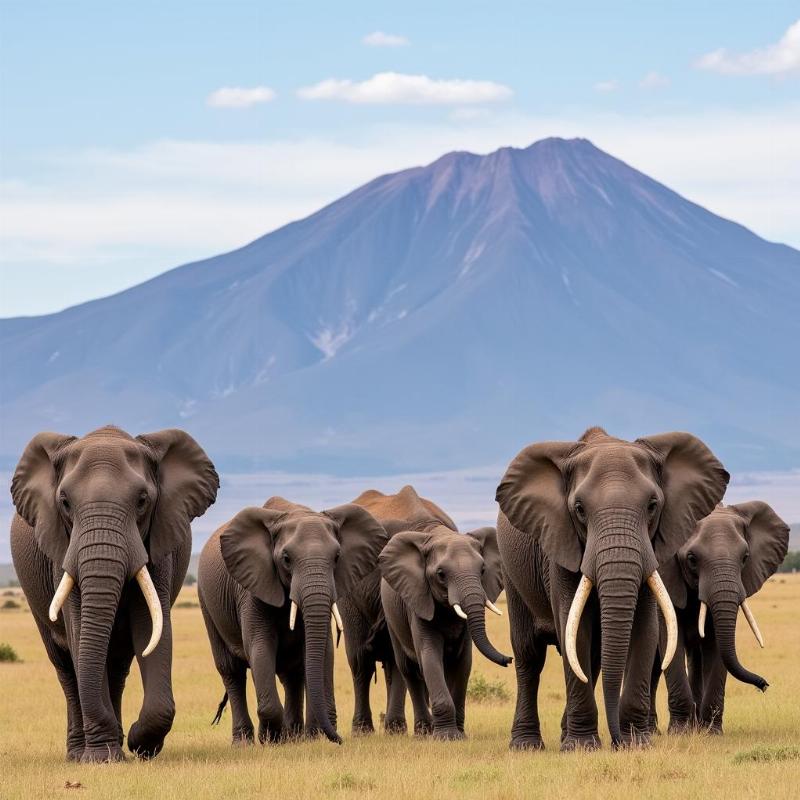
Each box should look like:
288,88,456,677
565,574,592,684
332,602,343,633
49,571,75,622
698,602,707,639
647,570,677,671
289,600,298,631
485,599,502,616
136,567,163,657
453,603,468,620
740,600,764,648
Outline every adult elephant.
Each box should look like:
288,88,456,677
495,427,728,750
9,425,219,762
652,502,788,734
198,497,388,745
339,485,457,735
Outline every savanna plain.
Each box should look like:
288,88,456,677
1,576,798,800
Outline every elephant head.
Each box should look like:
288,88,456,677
496,427,728,745
378,525,512,667
664,502,788,691
11,426,218,733
219,498,388,744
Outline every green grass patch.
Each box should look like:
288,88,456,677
466,673,510,703
327,772,376,791
0,642,20,662
733,744,800,764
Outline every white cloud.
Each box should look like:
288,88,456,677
207,86,276,108
594,80,619,93
696,19,800,76
297,72,513,105
362,31,409,47
639,71,670,89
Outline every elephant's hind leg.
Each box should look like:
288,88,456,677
505,580,547,751
383,659,408,734
344,613,376,735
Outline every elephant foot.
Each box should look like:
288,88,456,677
80,744,126,763
281,723,304,742
258,724,284,744
617,728,652,749
66,747,85,762
510,735,545,751
413,719,434,736
351,717,375,736
384,717,407,735
702,722,723,736
561,734,601,752
667,717,696,735
232,726,255,746
433,727,466,741
127,721,166,760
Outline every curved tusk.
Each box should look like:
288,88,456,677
332,602,343,633
565,574,592,684
698,602,707,639
452,603,468,620
49,571,75,622
136,567,163,657
485,599,502,616
289,600,298,631
740,600,764,648
647,570,677,671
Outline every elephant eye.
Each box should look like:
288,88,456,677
481,563,486,575
334,550,341,563
686,551,698,569
136,492,149,513
282,551,291,566
60,493,71,514
573,501,586,523
436,567,446,581
647,498,659,518
742,550,749,565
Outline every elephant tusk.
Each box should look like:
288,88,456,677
289,600,298,631
49,571,75,622
452,603,468,620
740,600,764,648
647,570,677,671
332,602,343,633
136,567,163,657
698,601,707,638
485,599,502,616
565,574,592,684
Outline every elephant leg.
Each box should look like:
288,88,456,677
445,643,471,735
344,613,375,735
383,658,408,734
222,661,255,745
418,634,461,740
698,638,727,734
648,653,661,734
392,643,432,735
505,580,547,751
249,639,284,744
688,644,703,708
619,586,657,746
664,633,696,733
279,668,304,741
35,617,84,761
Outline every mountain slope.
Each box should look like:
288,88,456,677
2,138,798,472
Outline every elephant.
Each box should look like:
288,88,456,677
379,523,511,740
650,501,789,734
495,427,728,751
9,425,219,762
338,485,458,735
197,496,388,745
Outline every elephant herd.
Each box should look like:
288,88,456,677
8,425,789,763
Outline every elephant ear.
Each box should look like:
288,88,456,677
136,429,219,564
636,432,729,565
324,504,389,598
466,526,504,602
495,441,581,572
10,432,76,565
219,507,287,606
732,501,790,596
378,530,434,621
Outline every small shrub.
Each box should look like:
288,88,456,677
0,642,20,662
175,600,199,609
2,599,21,610
183,573,197,587
733,745,800,764
466,673,510,703
328,773,376,791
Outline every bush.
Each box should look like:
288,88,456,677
0,642,20,662
733,744,800,764
1,599,21,610
183,573,197,586
466,673,510,703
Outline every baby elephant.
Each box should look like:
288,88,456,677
380,525,511,739
198,497,387,745
653,502,789,734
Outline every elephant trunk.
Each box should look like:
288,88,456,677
706,571,768,691
455,577,512,667
594,522,643,748
297,569,341,744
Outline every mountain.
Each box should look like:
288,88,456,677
1,138,799,473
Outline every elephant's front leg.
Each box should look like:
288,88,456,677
698,638,727,734
417,628,461,740
249,634,284,744
618,586,658,746
383,658,408,734
445,639,471,735
663,628,696,733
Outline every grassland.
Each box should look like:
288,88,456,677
1,576,798,800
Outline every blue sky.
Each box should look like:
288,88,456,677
1,1,798,316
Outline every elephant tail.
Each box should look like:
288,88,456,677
211,692,228,726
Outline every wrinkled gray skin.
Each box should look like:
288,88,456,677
380,524,510,740
650,502,789,734
198,497,388,745
496,427,728,751
9,426,219,762
339,485,458,735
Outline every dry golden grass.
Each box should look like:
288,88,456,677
1,576,798,799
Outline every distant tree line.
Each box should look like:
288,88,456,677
778,551,800,573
